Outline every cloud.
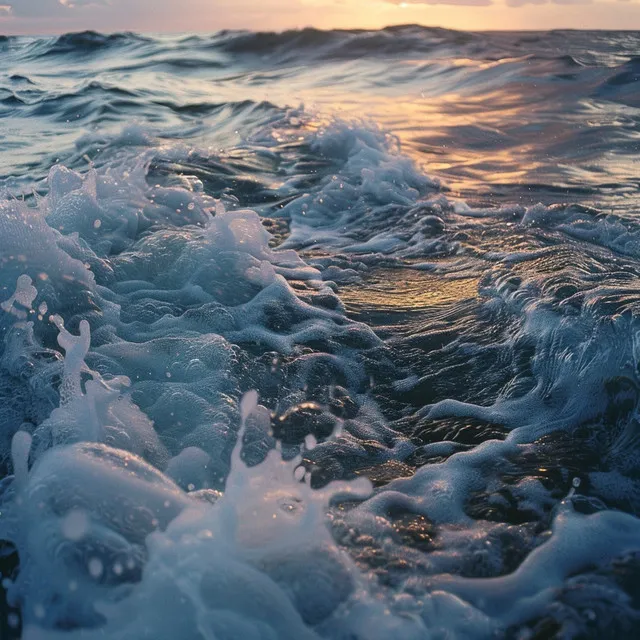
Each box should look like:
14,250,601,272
0,0,345,32
389,0,493,5
505,0,590,6
4,0,106,17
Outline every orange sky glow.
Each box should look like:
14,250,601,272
1,0,639,34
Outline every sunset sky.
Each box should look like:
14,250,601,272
1,0,639,34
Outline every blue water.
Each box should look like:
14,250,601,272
1,25,640,639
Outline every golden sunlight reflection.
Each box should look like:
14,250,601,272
341,269,479,319
121,41,639,212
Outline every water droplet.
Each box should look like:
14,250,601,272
61,509,89,541
88,558,103,579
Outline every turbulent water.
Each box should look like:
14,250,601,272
0,25,640,639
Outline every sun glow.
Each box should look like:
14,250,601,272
0,0,639,34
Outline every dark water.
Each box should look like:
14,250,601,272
0,25,640,639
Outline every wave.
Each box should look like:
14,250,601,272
1,24,640,640
11,25,634,67
45,30,151,56
595,56,640,105
209,24,476,60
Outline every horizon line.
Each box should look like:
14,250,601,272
3,22,640,38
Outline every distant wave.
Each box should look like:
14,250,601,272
208,24,476,60
48,30,151,52
5,25,637,70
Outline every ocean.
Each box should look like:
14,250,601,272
0,25,639,639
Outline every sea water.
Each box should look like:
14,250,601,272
0,26,639,639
